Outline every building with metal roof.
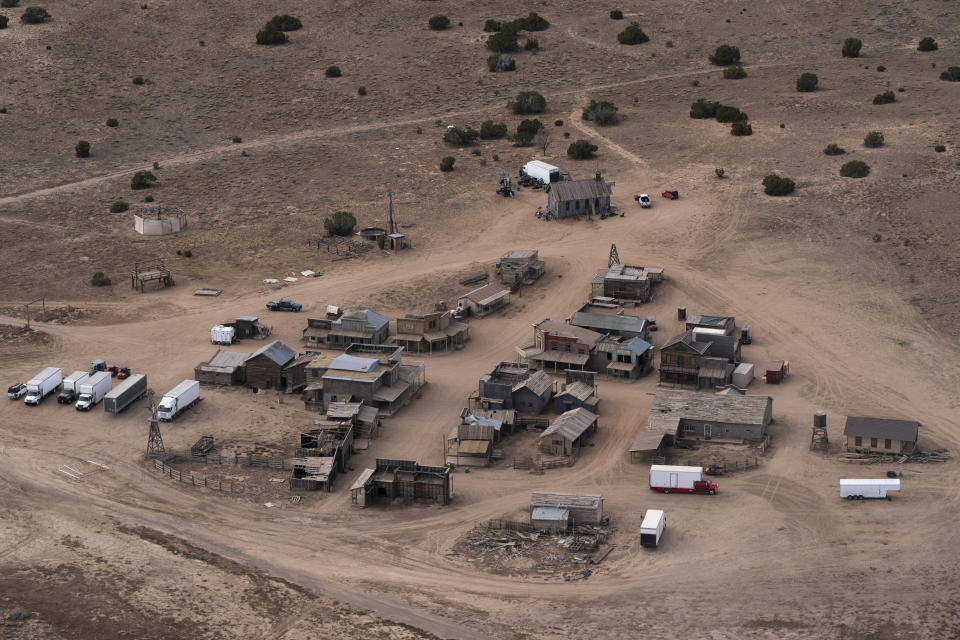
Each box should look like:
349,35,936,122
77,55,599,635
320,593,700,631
553,380,599,414
327,309,391,349
530,492,604,525
244,341,297,389
547,171,613,218
843,416,919,455
457,283,511,317
194,349,251,385
539,407,599,458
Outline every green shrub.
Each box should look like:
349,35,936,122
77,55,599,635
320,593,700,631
796,72,818,92
690,98,719,119
377,234,387,249
325,65,341,77
873,91,895,104
267,14,302,31
144,195,154,202
709,44,740,65
357,86,366,95
863,131,884,147
554,119,563,126
106,118,118,127
428,15,450,30
487,54,516,72
443,125,479,146
0,106,7,113
514,12,549,31
872,233,882,243
109,201,129,213
20,6,50,23
617,22,649,45
730,121,753,136
75,140,90,157
524,37,539,51
582,99,619,126
483,19,501,32
840,160,870,178
513,118,543,145
762,174,795,196
1,0,20,7
723,66,747,79
91,272,111,287
567,139,598,159
256,24,288,45
917,37,937,52
440,156,455,172
610,9,623,19
509,91,546,114
231,136,242,143
939,67,960,81
324,210,356,236
479,120,507,139
487,31,518,52
132,75,145,85
130,170,157,190
183,249,193,258
715,104,748,123
0,15,7,28
934,144,946,152
824,143,845,155
876,65,886,72
842,37,862,58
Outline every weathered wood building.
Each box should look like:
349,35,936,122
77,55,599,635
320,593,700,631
393,310,469,354
530,492,604,526
553,380,599,414
194,349,249,385
843,416,919,454
457,283,511,317
539,407,599,458
497,250,545,286
317,344,426,416
685,314,736,336
512,370,555,414
476,361,530,410
517,319,604,372
327,309,391,348
351,459,452,507
659,330,740,389
567,304,650,340
590,264,664,304
301,306,343,348
244,341,296,389
546,171,613,218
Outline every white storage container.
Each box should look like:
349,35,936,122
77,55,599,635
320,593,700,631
640,509,666,548
732,363,754,388
840,479,900,500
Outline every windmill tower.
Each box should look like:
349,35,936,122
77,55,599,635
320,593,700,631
146,390,165,459
608,243,621,268
387,190,396,236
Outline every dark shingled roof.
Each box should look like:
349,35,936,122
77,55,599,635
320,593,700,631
843,417,919,442
548,177,613,202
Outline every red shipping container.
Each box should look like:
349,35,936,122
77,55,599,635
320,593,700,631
766,360,784,384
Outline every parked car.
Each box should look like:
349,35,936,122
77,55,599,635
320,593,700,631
7,383,27,400
661,189,679,200
635,194,652,208
266,299,302,312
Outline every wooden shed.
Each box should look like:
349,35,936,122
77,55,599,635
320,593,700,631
244,340,296,389
539,407,598,457
531,506,569,533
194,349,249,385
530,492,603,525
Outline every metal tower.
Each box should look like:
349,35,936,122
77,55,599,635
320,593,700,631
146,390,165,458
608,243,620,268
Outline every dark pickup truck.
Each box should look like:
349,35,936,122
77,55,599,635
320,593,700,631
266,299,302,312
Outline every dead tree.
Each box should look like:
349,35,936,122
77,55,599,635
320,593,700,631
535,128,551,155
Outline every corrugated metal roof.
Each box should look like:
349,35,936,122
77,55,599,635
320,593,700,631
556,381,595,402
624,337,652,355
235,316,259,323
247,340,296,366
662,331,711,354
513,370,554,396
501,249,538,261
530,492,602,510
463,413,503,429
540,408,598,441
843,416,918,441
531,506,569,521
649,389,771,426
549,177,612,202
536,319,604,345
350,468,375,491
208,350,252,368
461,283,509,305
687,314,734,328
568,311,646,335
330,354,378,372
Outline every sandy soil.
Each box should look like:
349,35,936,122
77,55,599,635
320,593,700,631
1,0,959,638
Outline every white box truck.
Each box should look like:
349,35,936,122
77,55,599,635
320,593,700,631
522,160,560,184
649,465,718,494
840,479,900,500
58,371,89,404
157,379,201,421
75,371,113,411
104,373,147,414
24,367,62,405
640,509,666,548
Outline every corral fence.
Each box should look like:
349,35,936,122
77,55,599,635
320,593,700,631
696,456,760,473
153,458,233,493
159,451,290,469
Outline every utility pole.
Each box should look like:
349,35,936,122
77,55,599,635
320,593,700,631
24,297,43,330
388,191,395,236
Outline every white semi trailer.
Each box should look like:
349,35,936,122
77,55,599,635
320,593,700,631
157,379,201,421
522,160,560,184
840,479,900,500
24,367,62,406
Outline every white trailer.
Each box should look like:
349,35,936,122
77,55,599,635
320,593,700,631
840,479,900,500
75,372,113,411
58,371,89,404
211,325,235,345
640,509,666,548
24,367,62,405
522,160,560,184
157,379,201,421
649,464,718,494
732,363,754,388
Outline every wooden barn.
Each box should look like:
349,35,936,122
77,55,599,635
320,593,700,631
351,459,452,507
843,416,919,455
194,349,249,385
547,171,612,218
244,340,296,389
530,492,604,525
539,408,599,457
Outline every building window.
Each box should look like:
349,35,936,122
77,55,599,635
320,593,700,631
855,436,862,447
676,356,684,367
565,201,570,211
870,438,878,448
565,344,571,352
683,424,695,433
606,352,612,360
884,439,892,449
429,321,437,329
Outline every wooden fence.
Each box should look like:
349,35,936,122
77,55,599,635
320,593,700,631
484,519,535,533
153,458,232,492
696,457,760,473
234,455,289,469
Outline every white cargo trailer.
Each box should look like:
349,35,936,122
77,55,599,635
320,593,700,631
24,367,62,405
157,379,201,421
522,160,560,184
640,509,666,548
840,479,900,500
104,373,147,414
74,371,113,411
649,464,718,494
59,371,89,404
732,363,754,388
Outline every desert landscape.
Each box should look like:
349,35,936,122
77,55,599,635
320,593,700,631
1,0,959,638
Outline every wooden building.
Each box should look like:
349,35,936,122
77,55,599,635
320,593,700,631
457,283,510,317
843,416,919,454
476,362,530,410
301,306,342,347
393,310,469,354
327,309,391,348
553,381,599,414
194,349,249,385
530,492,604,525
539,407,599,457
497,250,545,286
244,341,296,389
546,171,613,218
590,264,664,304
351,458,452,507
517,319,604,372
512,370,555,414
567,304,650,340
659,331,739,389
685,314,736,336
319,344,426,416
226,316,270,340
531,506,569,533
283,353,314,392
592,336,653,379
